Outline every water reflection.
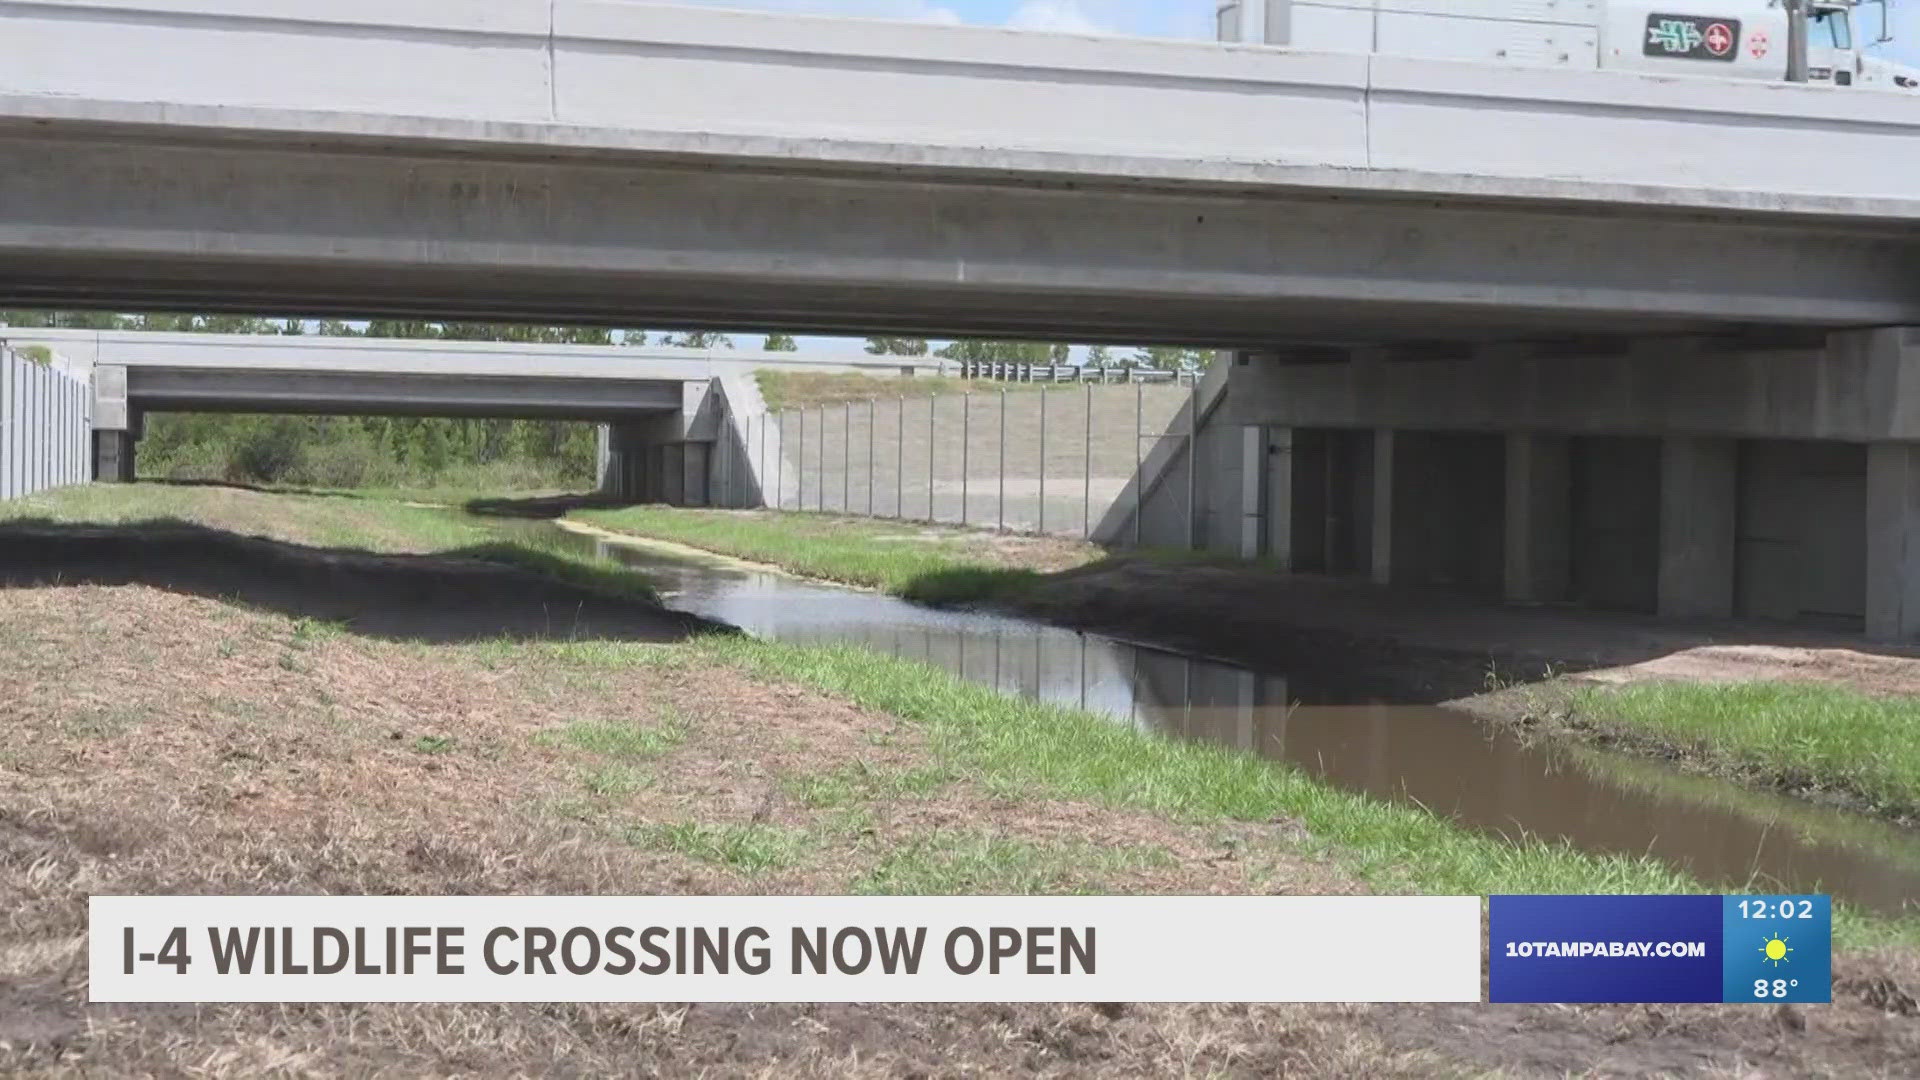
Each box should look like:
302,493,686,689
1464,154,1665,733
538,522,1920,917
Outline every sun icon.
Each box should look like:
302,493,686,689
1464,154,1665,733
1759,934,1792,967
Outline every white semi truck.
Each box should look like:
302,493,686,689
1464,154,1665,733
1217,0,1920,91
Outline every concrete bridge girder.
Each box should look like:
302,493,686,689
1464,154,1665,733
5,126,1916,345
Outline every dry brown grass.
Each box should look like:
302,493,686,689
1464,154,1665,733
0,581,1433,1077
3,552,1918,1075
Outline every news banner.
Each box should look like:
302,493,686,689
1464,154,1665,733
89,893,1830,1004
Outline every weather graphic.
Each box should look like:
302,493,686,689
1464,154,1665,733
1721,897,1829,1003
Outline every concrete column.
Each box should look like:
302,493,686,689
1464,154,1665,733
1504,433,1571,603
682,443,707,506
1657,436,1738,619
595,423,614,494
1370,428,1394,586
601,422,644,501
1239,426,1269,560
1867,442,1920,641
93,429,135,482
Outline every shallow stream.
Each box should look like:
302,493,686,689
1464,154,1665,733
511,517,1920,917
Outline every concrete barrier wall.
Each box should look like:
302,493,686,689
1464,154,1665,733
739,382,1194,537
4,1,1917,207
0,344,92,499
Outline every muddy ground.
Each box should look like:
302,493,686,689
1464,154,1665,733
1,519,1917,1076
996,555,1920,762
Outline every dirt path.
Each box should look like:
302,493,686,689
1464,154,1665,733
999,556,1920,703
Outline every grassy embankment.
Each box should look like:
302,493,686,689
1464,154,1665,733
0,482,656,603
571,504,1097,602
755,370,1038,411
5,486,1919,941
576,504,1920,833
10,483,1920,1070
1564,682,1920,823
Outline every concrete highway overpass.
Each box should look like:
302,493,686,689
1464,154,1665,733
2,328,945,503
6,1,1920,641
0,0,1916,346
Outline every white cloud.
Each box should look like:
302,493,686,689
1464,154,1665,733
1004,0,1106,35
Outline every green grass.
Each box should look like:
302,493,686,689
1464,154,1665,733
1,484,661,604
569,506,1064,601
1570,681,1920,819
784,759,955,808
627,821,810,874
25,483,1918,948
538,713,687,760
581,763,649,797
754,370,1039,412
673,636,1920,950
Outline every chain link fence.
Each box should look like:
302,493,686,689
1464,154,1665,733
737,382,1198,538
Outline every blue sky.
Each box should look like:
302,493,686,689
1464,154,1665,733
1871,0,1920,64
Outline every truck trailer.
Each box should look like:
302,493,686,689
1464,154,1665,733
1217,0,1920,91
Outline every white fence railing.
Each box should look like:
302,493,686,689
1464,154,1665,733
0,342,92,499
954,360,1201,385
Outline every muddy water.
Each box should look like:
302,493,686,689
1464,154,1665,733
527,521,1920,917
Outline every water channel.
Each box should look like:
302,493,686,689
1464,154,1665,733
514,518,1920,917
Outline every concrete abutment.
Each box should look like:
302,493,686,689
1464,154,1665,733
598,376,770,510
93,429,136,483
1223,328,1920,641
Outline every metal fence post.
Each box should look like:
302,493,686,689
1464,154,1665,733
867,397,875,515
843,399,851,514
927,393,936,522
1083,380,1093,539
1038,382,1048,534
30,362,40,493
796,407,805,511
0,352,10,500
1133,380,1143,548
1187,380,1200,550
997,387,1006,531
961,391,970,525
896,396,905,519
